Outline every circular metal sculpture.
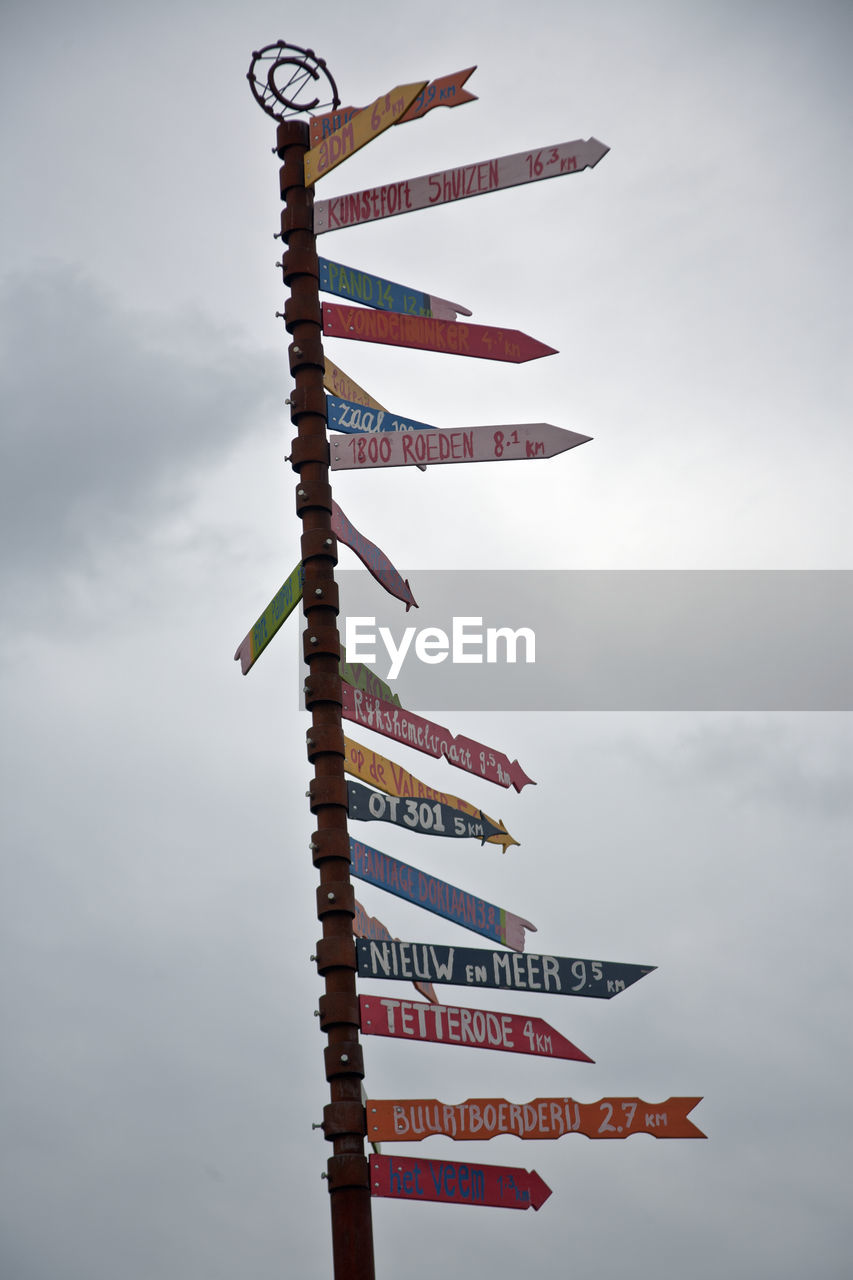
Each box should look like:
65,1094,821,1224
247,42,340,120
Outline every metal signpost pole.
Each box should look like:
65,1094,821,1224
276,106,376,1280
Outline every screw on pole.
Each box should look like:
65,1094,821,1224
248,40,375,1280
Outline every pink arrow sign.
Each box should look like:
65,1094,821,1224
330,423,592,471
339,684,535,792
322,302,556,364
359,996,593,1063
369,1154,551,1211
331,499,417,611
314,137,609,233
354,899,438,1005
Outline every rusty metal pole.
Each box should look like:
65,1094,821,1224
276,118,376,1280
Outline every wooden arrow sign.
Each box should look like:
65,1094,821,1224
340,685,534,792
331,422,592,471
314,136,609,233
323,302,556,363
323,358,386,411
354,900,437,1005
319,258,472,322
304,81,427,185
347,780,505,844
370,1154,551,1211
340,655,401,707
331,499,417,611
344,736,518,851
349,837,535,950
233,562,302,674
326,395,434,435
367,1096,706,1143
356,938,655,998
309,68,478,146
359,996,593,1063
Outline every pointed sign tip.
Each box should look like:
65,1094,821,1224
528,1170,552,1210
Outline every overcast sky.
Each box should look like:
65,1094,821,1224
1,1,851,1278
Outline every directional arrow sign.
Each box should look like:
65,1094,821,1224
331,499,417,611
304,81,427,185
347,781,505,844
359,996,593,1063
319,258,472,322
323,302,556,363
233,563,302,674
340,684,535,792
356,938,655,998
354,900,438,1005
323,358,386,411
367,1096,706,1143
340,655,401,707
370,1154,550,1211
343,736,518,851
314,137,609,233
309,68,478,146
326,395,433,436
350,836,534,950
331,422,591,471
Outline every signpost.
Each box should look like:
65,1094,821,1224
319,258,472,321
359,996,593,1063
340,683,535,792
323,302,557,363
347,780,505,844
304,82,427,184
309,68,478,145
331,422,592,471
234,563,303,674
366,1097,706,1142
313,137,610,233
369,1154,551,1211
349,836,535,950
326,395,433,435
343,736,518,850
323,358,386,411
331,499,417,610
356,938,655,998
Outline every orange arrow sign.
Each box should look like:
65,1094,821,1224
367,1097,706,1142
304,81,427,185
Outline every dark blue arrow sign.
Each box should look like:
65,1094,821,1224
326,395,433,435
356,938,655,998
347,780,503,843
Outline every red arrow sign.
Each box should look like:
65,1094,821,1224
359,996,593,1063
323,302,556,363
314,137,609,233
367,1096,706,1142
339,683,535,792
331,499,417,610
369,1154,551,1211
330,422,591,471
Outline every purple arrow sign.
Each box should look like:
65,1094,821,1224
340,683,535,792
330,422,592,471
349,835,535,950
323,302,556,363
313,137,609,233
331,499,417,611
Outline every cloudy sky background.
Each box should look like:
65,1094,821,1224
1,1,851,1277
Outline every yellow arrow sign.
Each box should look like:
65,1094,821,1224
304,81,428,185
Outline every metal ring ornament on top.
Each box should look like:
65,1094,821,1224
247,41,340,120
